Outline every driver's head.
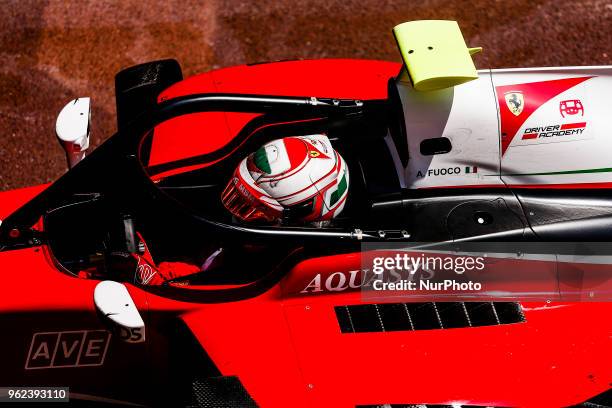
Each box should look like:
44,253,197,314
221,134,349,223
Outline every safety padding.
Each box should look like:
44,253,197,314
393,20,482,91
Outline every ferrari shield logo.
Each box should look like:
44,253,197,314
504,91,524,116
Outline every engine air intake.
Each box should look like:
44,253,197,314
335,302,524,333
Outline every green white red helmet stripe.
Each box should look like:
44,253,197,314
274,150,343,205
252,146,273,174
320,155,349,219
329,172,348,206
251,138,309,178
253,138,321,186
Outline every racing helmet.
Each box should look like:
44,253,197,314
221,134,349,223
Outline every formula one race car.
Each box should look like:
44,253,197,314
0,20,611,407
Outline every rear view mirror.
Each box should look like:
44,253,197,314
94,281,145,343
56,97,91,168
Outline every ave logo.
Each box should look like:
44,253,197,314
25,330,111,369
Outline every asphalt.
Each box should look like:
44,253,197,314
1,0,611,191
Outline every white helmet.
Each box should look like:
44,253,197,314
221,134,349,223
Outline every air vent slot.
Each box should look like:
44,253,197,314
335,302,524,334
419,136,452,155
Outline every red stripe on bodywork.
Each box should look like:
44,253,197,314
522,133,538,140
561,122,587,130
497,77,593,155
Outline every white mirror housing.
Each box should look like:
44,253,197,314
94,280,145,343
56,97,91,168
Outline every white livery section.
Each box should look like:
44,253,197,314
394,66,612,188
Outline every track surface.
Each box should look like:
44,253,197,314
1,0,611,191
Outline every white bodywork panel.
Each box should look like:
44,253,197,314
394,66,612,189
396,71,502,188
492,67,612,186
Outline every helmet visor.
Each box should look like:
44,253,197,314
221,177,282,222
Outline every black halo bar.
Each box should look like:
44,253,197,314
0,93,388,244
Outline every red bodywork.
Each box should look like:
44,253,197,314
0,59,611,407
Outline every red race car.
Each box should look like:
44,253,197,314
0,20,611,407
